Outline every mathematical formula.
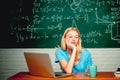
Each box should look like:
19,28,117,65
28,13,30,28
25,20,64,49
9,0,120,47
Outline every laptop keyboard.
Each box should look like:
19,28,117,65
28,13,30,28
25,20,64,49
55,73,63,77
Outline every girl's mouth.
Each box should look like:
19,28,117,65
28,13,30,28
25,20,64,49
71,42,76,44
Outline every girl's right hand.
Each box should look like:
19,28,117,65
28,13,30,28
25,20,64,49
66,40,76,50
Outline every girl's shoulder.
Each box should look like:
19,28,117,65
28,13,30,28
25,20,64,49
55,48,66,53
81,49,91,55
56,47,64,51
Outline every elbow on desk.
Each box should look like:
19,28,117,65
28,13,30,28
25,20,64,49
63,69,72,74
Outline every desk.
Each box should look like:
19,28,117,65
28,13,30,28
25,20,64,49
7,72,120,80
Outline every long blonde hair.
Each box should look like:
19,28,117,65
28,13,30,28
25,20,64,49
61,27,82,61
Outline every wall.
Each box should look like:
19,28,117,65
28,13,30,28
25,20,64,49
0,48,120,80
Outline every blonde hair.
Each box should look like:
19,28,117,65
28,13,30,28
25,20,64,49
61,27,82,61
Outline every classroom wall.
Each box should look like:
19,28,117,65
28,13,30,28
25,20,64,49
0,48,120,80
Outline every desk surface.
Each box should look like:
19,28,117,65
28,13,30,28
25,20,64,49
7,72,120,80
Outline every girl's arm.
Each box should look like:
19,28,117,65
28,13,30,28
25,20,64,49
59,44,76,74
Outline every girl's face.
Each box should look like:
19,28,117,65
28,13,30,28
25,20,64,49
65,30,79,46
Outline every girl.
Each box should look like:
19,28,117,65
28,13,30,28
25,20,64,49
55,27,92,74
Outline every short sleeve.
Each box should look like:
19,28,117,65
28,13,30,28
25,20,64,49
55,48,66,63
86,50,92,66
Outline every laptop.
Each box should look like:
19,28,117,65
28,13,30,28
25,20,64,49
24,52,72,78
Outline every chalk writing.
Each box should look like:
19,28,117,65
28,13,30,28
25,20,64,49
6,0,120,48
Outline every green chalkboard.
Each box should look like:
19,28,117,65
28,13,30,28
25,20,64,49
0,0,120,48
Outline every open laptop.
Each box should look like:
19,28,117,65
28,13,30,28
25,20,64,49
24,52,72,78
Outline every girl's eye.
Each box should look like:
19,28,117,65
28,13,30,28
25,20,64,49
76,36,79,38
68,36,72,38
68,35,73,38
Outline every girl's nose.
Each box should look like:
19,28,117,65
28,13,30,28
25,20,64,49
72,37,75,41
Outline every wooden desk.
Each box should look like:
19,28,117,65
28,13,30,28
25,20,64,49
7,72,120,80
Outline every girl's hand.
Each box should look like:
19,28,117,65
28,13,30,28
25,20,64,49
66,40,76,50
